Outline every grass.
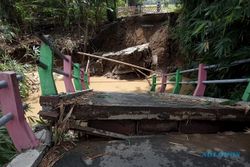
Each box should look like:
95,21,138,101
0,126,16,166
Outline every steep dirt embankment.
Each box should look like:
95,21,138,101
89,13,179,73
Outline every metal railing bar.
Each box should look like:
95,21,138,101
38,35,84,72
37,34,69,62
156,78,248,86
23,103,28,111
0,75,23,89
37,60,70,77
167,68,199,76
0,113,14,127
0,81,8,89
53,68,69,77
204,64,218,70
167,58,250,76
203,78,249,84
180,68,199,74
180,81,198,84
36,60,48,69
230,58,250,66
156,80,197,85
167,81,176,84
16,75,23,81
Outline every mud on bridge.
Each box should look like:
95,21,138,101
39,90,250,135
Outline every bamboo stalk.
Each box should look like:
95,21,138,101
134,68,152,86
78,52,155,73
85,58,90,73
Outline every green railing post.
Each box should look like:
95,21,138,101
84,72,90,90
150,74,157,92
242,80,250,101
38,43,57,96
172,69,182,94
73,63,82,91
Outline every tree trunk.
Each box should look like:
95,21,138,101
128,0,136,6
0,0,22,25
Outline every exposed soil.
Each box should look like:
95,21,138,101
1,13,180,76
89,13,179,72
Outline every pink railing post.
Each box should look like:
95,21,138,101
0,72,39,151
193,64,207,96
160,72,167,93
80,68,86,90
63,55,75,93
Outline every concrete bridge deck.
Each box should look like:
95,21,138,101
37,91,250,166
40,91,250,122
40,133,250,167
38,91,250,135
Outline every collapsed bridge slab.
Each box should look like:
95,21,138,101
39,91,250,135
40,91,250,122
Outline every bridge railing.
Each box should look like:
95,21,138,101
0,72,39,151
36,35,91,96
150,59,250,101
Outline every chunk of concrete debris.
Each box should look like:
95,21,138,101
7,129,52,167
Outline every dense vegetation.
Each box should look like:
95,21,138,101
0,0,112,33
0,127,16,166
173,0,250,99
174,0,250,65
